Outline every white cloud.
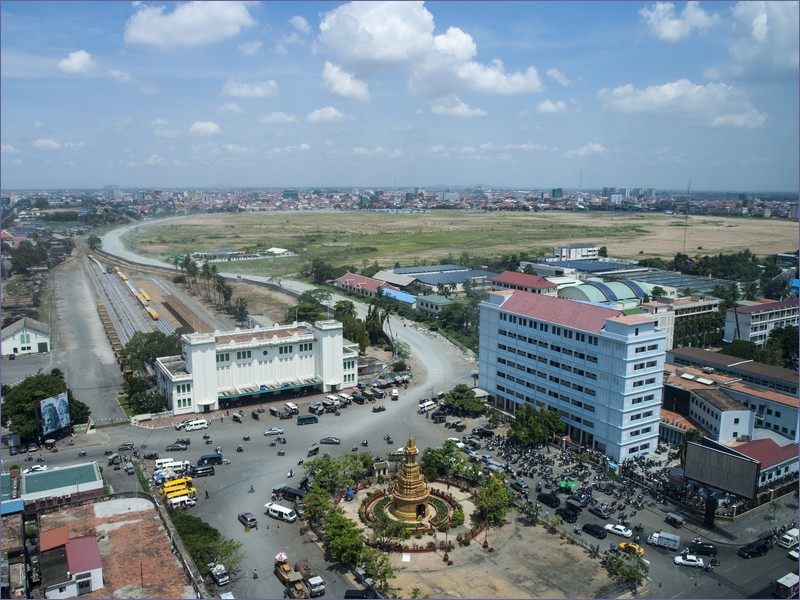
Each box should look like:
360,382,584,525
106,69,132,83
350,146,402,158
460,146,477,154
598,78,767,128
124,1,255,49
34,121,45,128
63,142,85,149
32,138,60,150
57,50,96,74
259,112,298,125
239,41,262,56
729,1,799,75
318,2,542,102
146,154,168,165
218,102,244,114
1,143,18,153
306,106,348,123
223,78,278,97
547,67,572,86
640,1,719,42
189,121,222,136
566,142,608,158
537,99,566,113
290,15,310,34
271,143,311,154
322,62,370,102
220,143,252,153
429,144,448,157
152,118,181,138
430,97,486,118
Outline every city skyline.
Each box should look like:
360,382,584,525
1,1,798,192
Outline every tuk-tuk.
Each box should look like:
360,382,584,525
251,410,260,420
232,412,244,423
107,453,120,467
307,444,320,457
665,512,685,528
269,406,280,418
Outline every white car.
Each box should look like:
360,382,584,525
23,465,47,474
788,548,799,560
604,524,633,538
264,427,284,436
674,554,704,568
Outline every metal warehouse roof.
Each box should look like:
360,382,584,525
23,462,101,495
414,270,498,285
393,264,467,275
381,289,417,304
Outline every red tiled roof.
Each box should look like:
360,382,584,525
732,299,798,314
734,438,799,469
491,270,557,289
40,525,69,551
66,536,102,572
335,272,397,293
494,290,623,333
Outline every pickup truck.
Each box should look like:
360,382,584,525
208,563,230,586
295,560,326,597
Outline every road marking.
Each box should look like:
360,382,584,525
723,565,737,573
744,573,760,583
671,593,685,598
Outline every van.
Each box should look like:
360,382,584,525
184,419,209,431
265,502,298,523
168,495,195,509
511,480,530,495
297,414,319,426
324,395,341,407
338,394,353,406
188,465,215,478
284,402,299,415
279,486,307,502
197,454,223,466
107,453,120,466
778,528,800,549
665,512,685,528
155,458,178,470
391,388,399,400
418,401,437,414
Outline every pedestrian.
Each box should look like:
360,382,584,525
220,416,223,423
253,569,258,579
205,490,209,499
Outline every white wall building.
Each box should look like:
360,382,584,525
155,320,358,415
723,299,798,347
688,389,755,443
1,317,50,357
478,290,666,461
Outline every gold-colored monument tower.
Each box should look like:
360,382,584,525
390,436,430,522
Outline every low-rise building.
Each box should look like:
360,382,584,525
415,294,452,318
334,272,397,297
156,321,358,415
723,298,798,347
41,527,104,599
1,317,50,357
490,270,558,296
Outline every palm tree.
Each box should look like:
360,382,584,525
200,261,212,298
334,300,357,322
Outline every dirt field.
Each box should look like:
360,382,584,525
127,211,798,275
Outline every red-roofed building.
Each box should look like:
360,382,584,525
729,438,799,488
41,532,104,599
723,298,798,347
478,289,666,461
334,272,398,297
490,270,558,296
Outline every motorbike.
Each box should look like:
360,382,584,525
287,470,294,478
352,445,358,452
104,449,114,456
50,447,58,453
634,523,644,532
269,441,277,447
361,440,368,447
25,455,34,462
386,438,393,445
37,455,45,462
203,433,211,440
277,449,285,456
383,434,391,441
205,438,213,445
78,449,87,457
297,459,304,465
242,435,250,441
69,439,74,446
236,445,244,453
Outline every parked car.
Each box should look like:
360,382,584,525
165,443,188,452
689,542,718,556
537,493,560,508
9,445,18,456
143,451,160,460
619,542,645,557
238,512,258,529
372,405,386,413
431,412,447,423
582,523,607,539
264,427,284,436
589,506,613,519
555,508,578,523
175,419,193,431
567,494,589,508
472,427,494,439
320,437,341,445
738,541,770,558
674,554,704,568
118,441,135,451
604,524,633,538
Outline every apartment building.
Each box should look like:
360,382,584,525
478,290,666,461
155,320,358,415
723,299,798,347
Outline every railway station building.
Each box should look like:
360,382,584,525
155,320,358,415
478,289,666,461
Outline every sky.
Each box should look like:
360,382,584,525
1,1,798,192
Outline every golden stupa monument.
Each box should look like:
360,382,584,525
390,435,431,522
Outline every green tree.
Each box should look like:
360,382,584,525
302,484,334,527
87,235,102,250
333,300,358,322
230,297,249,325
123,331,182,372
719,340,760,361
170,512,243,577
519,501,542,526
298,289,332,308
679,428,703,467
440,384,484,417
420,440,460,481
651,286,666,299
121,375,152,398
598,246,608,258
474,473,515,526
309,257,336,284
2,370,89,440
370,512,410,550
128,391,167,414
285,303,325,324
10,240,49,272
359,546,402,594
325,509,364,565
764,325,799,368
507,404,565,446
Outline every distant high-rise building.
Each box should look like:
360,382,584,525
103,185,121,200
551,188,563,199
602,187,616,197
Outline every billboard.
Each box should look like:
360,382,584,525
40,392,71,437
684,442,760,499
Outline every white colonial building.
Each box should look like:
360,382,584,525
155,320,358,415
478,290,666,461
1,317,50,357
